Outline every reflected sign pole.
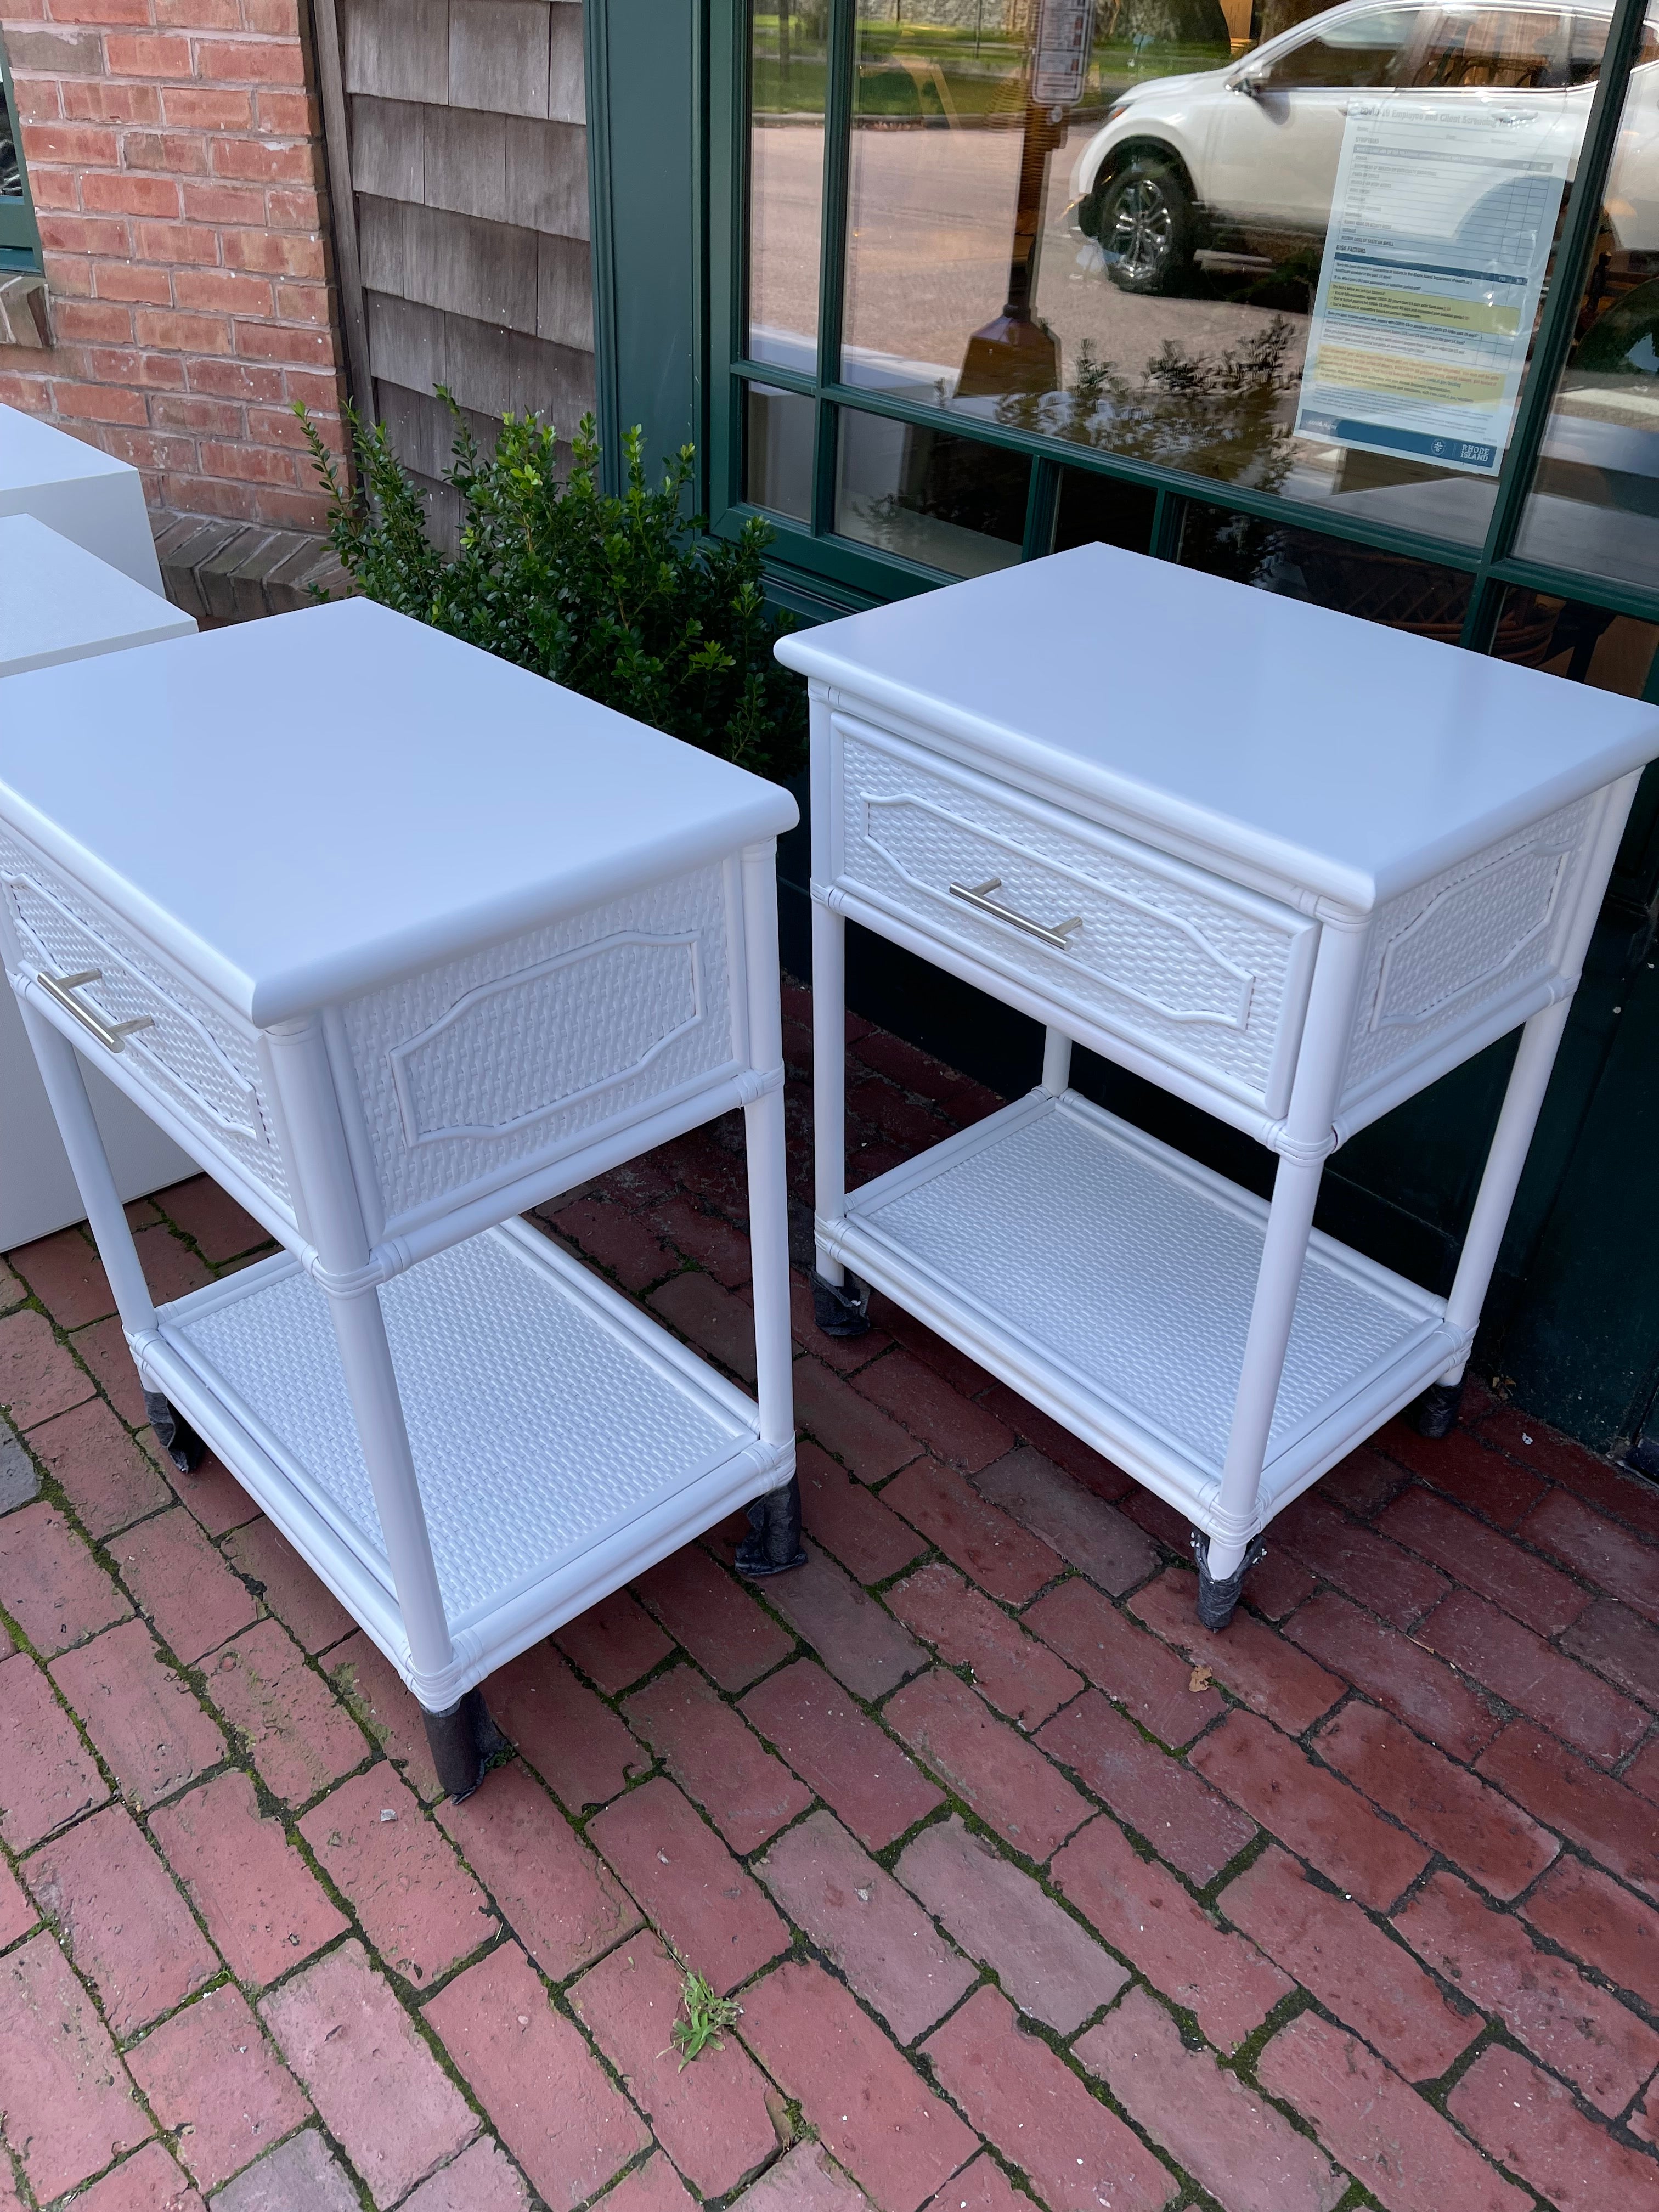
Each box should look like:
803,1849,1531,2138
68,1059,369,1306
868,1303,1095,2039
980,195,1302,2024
959,0,1096,399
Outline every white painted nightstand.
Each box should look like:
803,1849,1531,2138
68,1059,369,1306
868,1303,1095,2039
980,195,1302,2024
0,513,198,1248
0,403,165,594
0,597,799,1792
778,544,1659,1627
0,514,194,677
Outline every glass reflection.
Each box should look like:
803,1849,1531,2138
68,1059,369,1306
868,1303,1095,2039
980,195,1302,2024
1052,464,1158,550
834,410,1029,573
746,382,816,520
749,3,830,370
1181,504,1484,632
1,80,22,200
1514,24,1659,589
838,0,1626,544
1493,588,1659,691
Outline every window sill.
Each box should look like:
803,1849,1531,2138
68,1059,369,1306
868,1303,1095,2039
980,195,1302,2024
0,271,51,350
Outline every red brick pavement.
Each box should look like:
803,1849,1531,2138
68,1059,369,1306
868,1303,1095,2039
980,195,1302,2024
0,992,1657,2209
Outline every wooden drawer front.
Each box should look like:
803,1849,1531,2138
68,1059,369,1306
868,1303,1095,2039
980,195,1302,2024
1341,794,1598,1108
338,862,741,1235
0,836,290,1206
834,722,1317,1111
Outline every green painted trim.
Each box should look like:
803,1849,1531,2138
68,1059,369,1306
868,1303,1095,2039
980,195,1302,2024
817,0,856,389
582,0,621,483
586,0,704,491
706,0,742,522
1148,488,1184,562
731,355,817,394
810,0,855,535
1023,457,1060,560
0,37,42,268
691,0,710,516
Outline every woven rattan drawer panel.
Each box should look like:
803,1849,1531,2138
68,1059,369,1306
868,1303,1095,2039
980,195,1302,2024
0,834,290,1206
338,862,740,1233
1339,794,1599,1115
834,720,1317,1113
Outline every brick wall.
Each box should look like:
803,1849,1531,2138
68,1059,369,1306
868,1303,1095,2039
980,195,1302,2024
0,0,349,529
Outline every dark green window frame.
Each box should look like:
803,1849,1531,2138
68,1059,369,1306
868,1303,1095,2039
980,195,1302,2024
704,0,1659,665
0,34,44,273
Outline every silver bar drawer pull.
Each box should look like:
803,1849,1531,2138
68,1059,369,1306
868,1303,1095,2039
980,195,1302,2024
37,968,155,1054
947,877,1084,952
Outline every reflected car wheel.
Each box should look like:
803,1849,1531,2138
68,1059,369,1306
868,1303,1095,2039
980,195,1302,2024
1097,159,1194,296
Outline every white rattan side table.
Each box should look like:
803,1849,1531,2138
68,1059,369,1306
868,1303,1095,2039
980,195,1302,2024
0,402,166,594
0,597,799,1793
0,514,198,1248
778,545,1659,1628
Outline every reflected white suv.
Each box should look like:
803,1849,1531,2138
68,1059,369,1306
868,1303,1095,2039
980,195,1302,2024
1071,0,1658,292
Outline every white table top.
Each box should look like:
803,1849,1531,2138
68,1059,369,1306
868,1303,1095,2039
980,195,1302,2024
0,596,798,1025
0,515,195,677
0,404,165,594
777,543,1659,911
0,404,137,499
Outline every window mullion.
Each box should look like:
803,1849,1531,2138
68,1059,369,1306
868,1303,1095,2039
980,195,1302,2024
1461,0,1651,640
1149,490,1186,565
810,0,857,534
1023,459,1059,560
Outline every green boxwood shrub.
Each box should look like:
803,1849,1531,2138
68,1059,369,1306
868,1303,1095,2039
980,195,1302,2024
298,396,805,781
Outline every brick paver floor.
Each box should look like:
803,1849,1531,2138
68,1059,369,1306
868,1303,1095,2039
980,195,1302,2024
1,980,1657,2210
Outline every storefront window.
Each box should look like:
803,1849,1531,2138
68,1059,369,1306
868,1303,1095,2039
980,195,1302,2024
1512,31,1659,589
831,0,1630,544
746,383,816,517
730,0,1659,670
834,408,1029,571
749,3,831,369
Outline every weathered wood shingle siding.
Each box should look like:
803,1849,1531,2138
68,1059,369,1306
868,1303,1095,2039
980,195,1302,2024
338,0,592,539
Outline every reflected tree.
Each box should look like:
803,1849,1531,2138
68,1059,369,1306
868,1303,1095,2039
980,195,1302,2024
1097,0,1232,55
992,318,1300,488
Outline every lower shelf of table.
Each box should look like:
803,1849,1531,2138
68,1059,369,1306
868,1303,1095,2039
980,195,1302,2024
143,1216,790,1705
820,1088,1465,1537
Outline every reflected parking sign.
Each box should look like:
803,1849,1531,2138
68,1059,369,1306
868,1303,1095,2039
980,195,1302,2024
1032,0,1096,106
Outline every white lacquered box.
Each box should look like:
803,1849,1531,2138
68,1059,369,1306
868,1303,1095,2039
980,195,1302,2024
0,598,799,1790
780,545,1659,1626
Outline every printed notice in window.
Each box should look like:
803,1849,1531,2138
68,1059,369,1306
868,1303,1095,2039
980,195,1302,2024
1295,98,1574,476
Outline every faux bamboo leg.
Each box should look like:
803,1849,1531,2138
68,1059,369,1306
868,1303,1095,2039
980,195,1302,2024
1413,772,1641,1437
1197,918,1369,1628
736,843,804,1578
810,897,868,1336
1041,1026,1073,1094
17,999,159,1341
262,1018,476,1777
323,1284,456,1696
1414,995,1576,1435
13,999,202,1465
1200,1151,1325,1621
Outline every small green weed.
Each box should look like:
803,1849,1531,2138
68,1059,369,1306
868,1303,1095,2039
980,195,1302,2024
669,1967,741,2070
